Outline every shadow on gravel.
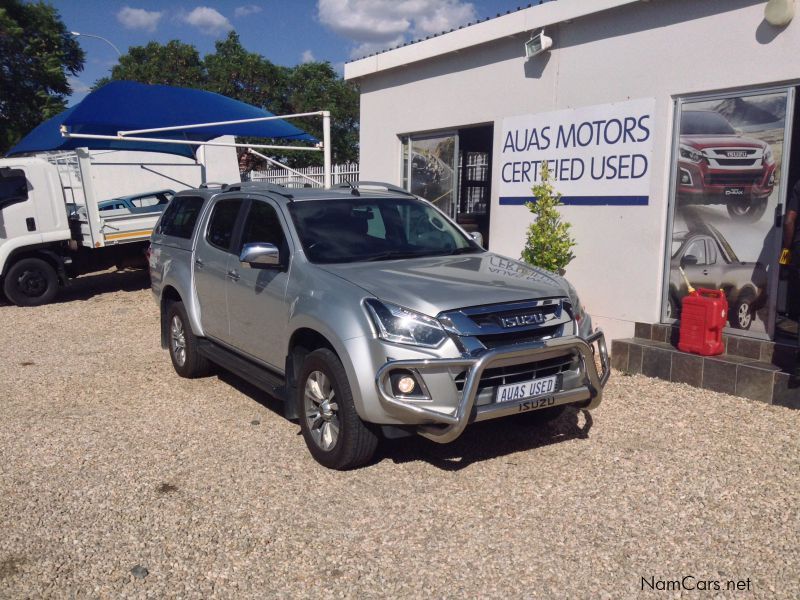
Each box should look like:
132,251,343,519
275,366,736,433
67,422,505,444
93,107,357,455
56,269,151,303
217,370,288,419
217,366,594,471
377,408,594,471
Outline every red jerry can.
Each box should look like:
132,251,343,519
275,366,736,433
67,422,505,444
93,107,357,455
678,288,728,356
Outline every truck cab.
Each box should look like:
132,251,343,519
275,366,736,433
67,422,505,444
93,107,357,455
150,181,610,470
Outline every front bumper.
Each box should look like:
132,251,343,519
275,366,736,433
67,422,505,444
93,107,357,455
375,329,609,443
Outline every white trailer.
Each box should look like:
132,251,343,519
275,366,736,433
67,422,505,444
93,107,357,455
0,144,237,305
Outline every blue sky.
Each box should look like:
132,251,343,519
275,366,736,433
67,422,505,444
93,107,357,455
52,0,528,104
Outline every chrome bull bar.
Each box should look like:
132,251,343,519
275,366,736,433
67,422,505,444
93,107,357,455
375,329,610,444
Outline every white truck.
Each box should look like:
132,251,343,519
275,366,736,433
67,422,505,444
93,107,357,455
0,144,238,306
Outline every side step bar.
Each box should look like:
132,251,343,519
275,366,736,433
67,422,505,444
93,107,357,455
197,339,289,407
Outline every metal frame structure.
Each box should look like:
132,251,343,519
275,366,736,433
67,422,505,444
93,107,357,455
60,110,333,187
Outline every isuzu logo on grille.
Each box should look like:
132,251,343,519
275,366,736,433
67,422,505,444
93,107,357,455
500,312,545,328
726,151,748,158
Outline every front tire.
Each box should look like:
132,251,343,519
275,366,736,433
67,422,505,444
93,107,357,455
3,257,59,306
727,198,767,223
297,348,378,470
166,301,211,378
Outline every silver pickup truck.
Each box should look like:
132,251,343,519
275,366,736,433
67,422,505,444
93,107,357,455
149,181,609,469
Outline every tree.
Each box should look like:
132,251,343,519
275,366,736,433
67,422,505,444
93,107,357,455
205,32,289,115
105,40,205,88
520,163,576,273
0,0,84,154
284,61,360,166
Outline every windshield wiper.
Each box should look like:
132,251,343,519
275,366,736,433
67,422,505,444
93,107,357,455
447,247,484,255
362,250,431,262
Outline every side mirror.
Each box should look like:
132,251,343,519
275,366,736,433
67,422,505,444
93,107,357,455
681,255,698,267
470,231,484,248
240,242,280,268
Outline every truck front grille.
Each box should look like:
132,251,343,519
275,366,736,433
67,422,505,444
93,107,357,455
475,323,563,349
706,173,760,185
453,354,576,393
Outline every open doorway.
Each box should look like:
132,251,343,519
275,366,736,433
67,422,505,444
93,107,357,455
455,125,493,247
402,124,494,247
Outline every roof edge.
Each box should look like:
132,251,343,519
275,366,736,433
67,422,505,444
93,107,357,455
344,0,644,81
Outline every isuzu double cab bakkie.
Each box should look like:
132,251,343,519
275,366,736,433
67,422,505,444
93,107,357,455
150,181,609,469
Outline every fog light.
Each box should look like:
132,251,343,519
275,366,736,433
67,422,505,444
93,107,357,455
397,376,416,395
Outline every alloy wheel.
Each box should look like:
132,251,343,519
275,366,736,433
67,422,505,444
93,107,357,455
170,315,187,367
303,370,340,451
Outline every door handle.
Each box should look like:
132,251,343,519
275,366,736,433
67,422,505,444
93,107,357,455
194,258,204,268
703,269,708,275
227,269,240,281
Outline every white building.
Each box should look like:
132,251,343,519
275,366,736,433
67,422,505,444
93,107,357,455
345,0,800,346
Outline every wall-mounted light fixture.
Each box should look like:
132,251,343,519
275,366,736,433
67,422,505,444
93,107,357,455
764,0,794,26
524,30,553,59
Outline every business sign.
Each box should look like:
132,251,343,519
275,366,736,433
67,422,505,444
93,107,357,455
499,97,656,206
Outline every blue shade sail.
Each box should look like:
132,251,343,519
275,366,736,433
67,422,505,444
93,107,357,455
8,81,317,158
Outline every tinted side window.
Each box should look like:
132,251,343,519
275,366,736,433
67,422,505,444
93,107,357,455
207,199,243,251
0,168,29,210
159,195,205,239
240,201,286,249
132,195,159,208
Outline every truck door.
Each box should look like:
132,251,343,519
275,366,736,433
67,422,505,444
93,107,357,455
0,166,41,248
226,198,292,370
193,197,245,341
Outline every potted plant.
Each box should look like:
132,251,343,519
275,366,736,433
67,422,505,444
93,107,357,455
521,162,576,274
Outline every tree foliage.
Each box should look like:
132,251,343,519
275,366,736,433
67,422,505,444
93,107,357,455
102,32,359,167
520,163,576,273
0,0,84,154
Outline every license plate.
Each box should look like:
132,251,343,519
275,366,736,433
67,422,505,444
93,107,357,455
496,375,557,404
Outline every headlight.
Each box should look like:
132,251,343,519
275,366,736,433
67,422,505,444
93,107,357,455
764,145,773,163
565,281,586,323
364,299,447,348
679,144,704,163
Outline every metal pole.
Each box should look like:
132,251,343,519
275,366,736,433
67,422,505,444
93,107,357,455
70,32,121,56
322,111,332,188
61,129,322,152
119,111,326,136
247,149,320,186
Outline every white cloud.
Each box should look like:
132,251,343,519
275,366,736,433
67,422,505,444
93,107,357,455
181,7,233,35
301,49,316,63
68,76,92,94
317,0,476,58
117,6,163,32
234,5,262,18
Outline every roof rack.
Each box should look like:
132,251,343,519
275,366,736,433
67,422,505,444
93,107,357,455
223,180,295,199
333,181,415,197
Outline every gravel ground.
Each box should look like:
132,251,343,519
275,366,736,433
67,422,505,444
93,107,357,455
1,270,798,598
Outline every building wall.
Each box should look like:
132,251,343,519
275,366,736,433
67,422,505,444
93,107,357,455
355,0,800,341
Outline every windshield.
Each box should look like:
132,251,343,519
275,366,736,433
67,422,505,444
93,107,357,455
680,111,736,135
288,196,482,264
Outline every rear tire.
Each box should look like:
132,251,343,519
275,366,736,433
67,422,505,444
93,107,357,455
297,348,378,470
730,292,755,330
3,257,59,306
166,301,211,378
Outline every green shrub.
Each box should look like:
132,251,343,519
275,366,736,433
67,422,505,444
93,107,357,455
520,162,576,273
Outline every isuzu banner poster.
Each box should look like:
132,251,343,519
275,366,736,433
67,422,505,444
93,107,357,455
499,97,656,205
666,91,789,337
